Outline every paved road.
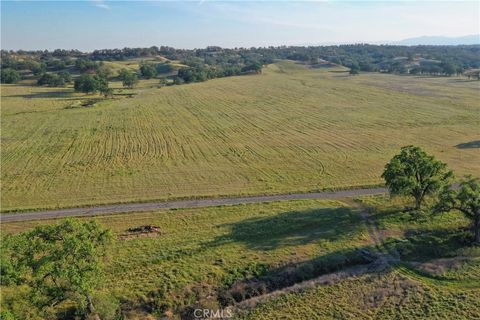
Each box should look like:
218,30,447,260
1,187,387,222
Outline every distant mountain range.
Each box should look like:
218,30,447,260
299,35,480,47
390,34,480,46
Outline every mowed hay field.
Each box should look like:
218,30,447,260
1,61,479,210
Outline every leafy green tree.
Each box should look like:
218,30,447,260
177,67,196,83
100,87,113,98
0,219,112,316
74,74,97,93
440,61,457,76
349,64,360,75
0,233,29,286
409,66,421,75
118,68,138,88
0,68,21,84
435,176,480,243
156,62,173,74
359,61,377,72
96,64,113,79
139,61,157,79
31,62,47,76
96,76,112,97
47,59,67,71
389,61,407,74
37,73,65,87
0,310,15,320
75,58,101,73
241,62,262,74
58,70,72,83
74,74,110,95
382,145,453,210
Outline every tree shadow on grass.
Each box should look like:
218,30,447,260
212,207,363,251
367,206,404,221
181,206,364,262
215,225,473,309
140,206,371,315
202,206,378,304
456,140,480,149
384,227,472,262
448,78,480,83
217,246,375,307
358,199,473,261
140,205,476,318
328,70,349,73
4,91,75,99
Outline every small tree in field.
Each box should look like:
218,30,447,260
1,68,21,83
118,68,139,88
139,61,157,79
1,219,112,316
74,74,98,93
74,74,111,96
349,65,359,75
382,145,452,210
435,176,480,243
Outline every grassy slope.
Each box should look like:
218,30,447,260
2,197,479,318
238,271,480,320
2,61,479,210
239,196,480,320
1,200,370,315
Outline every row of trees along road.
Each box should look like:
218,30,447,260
0,145,478,319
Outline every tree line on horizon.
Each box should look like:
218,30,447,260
2,44,479,88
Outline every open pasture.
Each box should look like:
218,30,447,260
1,61,479,210
238,195,480,320
1,200,369,316
2,197,478,318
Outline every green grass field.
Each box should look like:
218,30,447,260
238,196,480,320
238,271,480,320
1,61,478,211
2,197,478,319
1,200,370,318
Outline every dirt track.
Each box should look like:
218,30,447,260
1,187,387,222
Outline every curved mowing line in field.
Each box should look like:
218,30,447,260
1,62,479,210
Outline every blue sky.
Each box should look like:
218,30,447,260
1,1,479,51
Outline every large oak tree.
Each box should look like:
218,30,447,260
382,145,452,209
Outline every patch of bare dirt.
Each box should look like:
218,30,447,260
410,257,472,275
362,273,420,310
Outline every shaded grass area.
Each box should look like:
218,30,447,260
237,271,480,320
3,196,479,318
2,61,479,211
237,195,480,319
456,140,480,149
1,200,371,318
359,195,479,260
